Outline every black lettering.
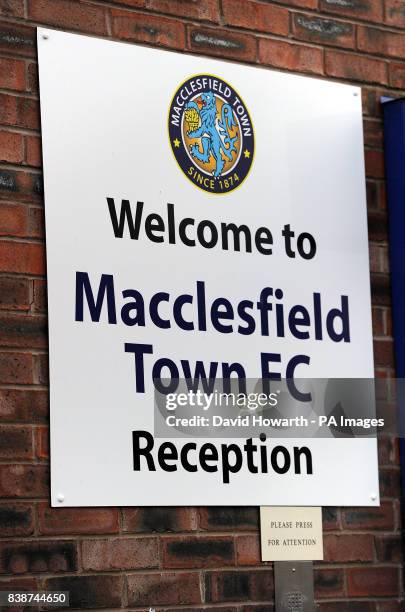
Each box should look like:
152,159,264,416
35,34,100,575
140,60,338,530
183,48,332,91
221,222,252,252
132,430,155,470
294,446,313,474
75,272,116,323
180,442,198,472
145,213,165,243
158,442,178,471
221,443,243,483
255,227,273,254
125,342,153,393
271,445,291,474
121,289,145,326
107,198,143,239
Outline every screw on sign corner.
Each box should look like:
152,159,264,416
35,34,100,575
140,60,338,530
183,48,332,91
282,590,306,612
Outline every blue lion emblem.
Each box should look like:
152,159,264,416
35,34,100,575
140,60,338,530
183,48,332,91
185,91,238,178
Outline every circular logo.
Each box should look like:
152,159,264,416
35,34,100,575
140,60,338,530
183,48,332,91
168,74,254,194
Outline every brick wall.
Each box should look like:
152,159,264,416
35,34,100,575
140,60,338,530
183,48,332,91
0,0,403,609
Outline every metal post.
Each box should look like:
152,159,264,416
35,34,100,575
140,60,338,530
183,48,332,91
274,561,315,612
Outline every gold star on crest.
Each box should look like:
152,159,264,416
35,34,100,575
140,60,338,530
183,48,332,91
173,138,180,148
243,149,251,159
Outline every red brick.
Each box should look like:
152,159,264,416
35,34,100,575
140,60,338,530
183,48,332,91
385,0,405,27
0,425,33,460
35,425,48,460
0,389,48,423
375,535,403,562
45,575,123,608
314,568,344,598
209,609,248,612
365,149,385,179
181,608,239,612
374,339,395,367
188,26,256,62
38,503,119,535
82,537,158,570
380,244,390,273
376,400,397,434
107,0,144,6
385,307,393,336
236,535,261,566
347,567,398,597
222,0,289,36
0,57,25,91
375,374,395,402
241,607,274,612
0,93,39,130
0,503,34,536
0,540,77,574
342,503,395,530
199,507,259,531
362,88,383,118
379,467,401,497
372,307,384,336
0,203,27,237
128,572,202,606
319,0,383,23
317,603,375,612
367,210,388,241
325,50,388,85
358,26,405,59
34,352,48,385
0,351,33,384
379,181,387,210
112,9,186,50
27,62,38,94
33,279,47,312
0,241,45,275
0,464,48,498
378,436,399,465
363,119,383,149
25,135,42,167
28,0,107,35
0,22,36,57
0,130,23,163
369,243,382,273
0,0,24,18
0,277,29,311
378,601,403,612
370,219,388,248
28,206,44,238
292,13,355,49
389,61,405,88
0,577,38,591
324,534,374,562
123,507,196,532
162,535,235,568
275,0,317,6
259,39,323,75
370,243,388,274
322,507,340,530
205,569,273,603
0,169,43,203
148,0,219,22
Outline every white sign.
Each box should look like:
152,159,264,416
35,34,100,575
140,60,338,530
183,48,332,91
260,507,323,561
38,28,379,507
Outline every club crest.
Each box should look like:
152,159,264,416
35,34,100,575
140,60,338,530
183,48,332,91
168,74,254,194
